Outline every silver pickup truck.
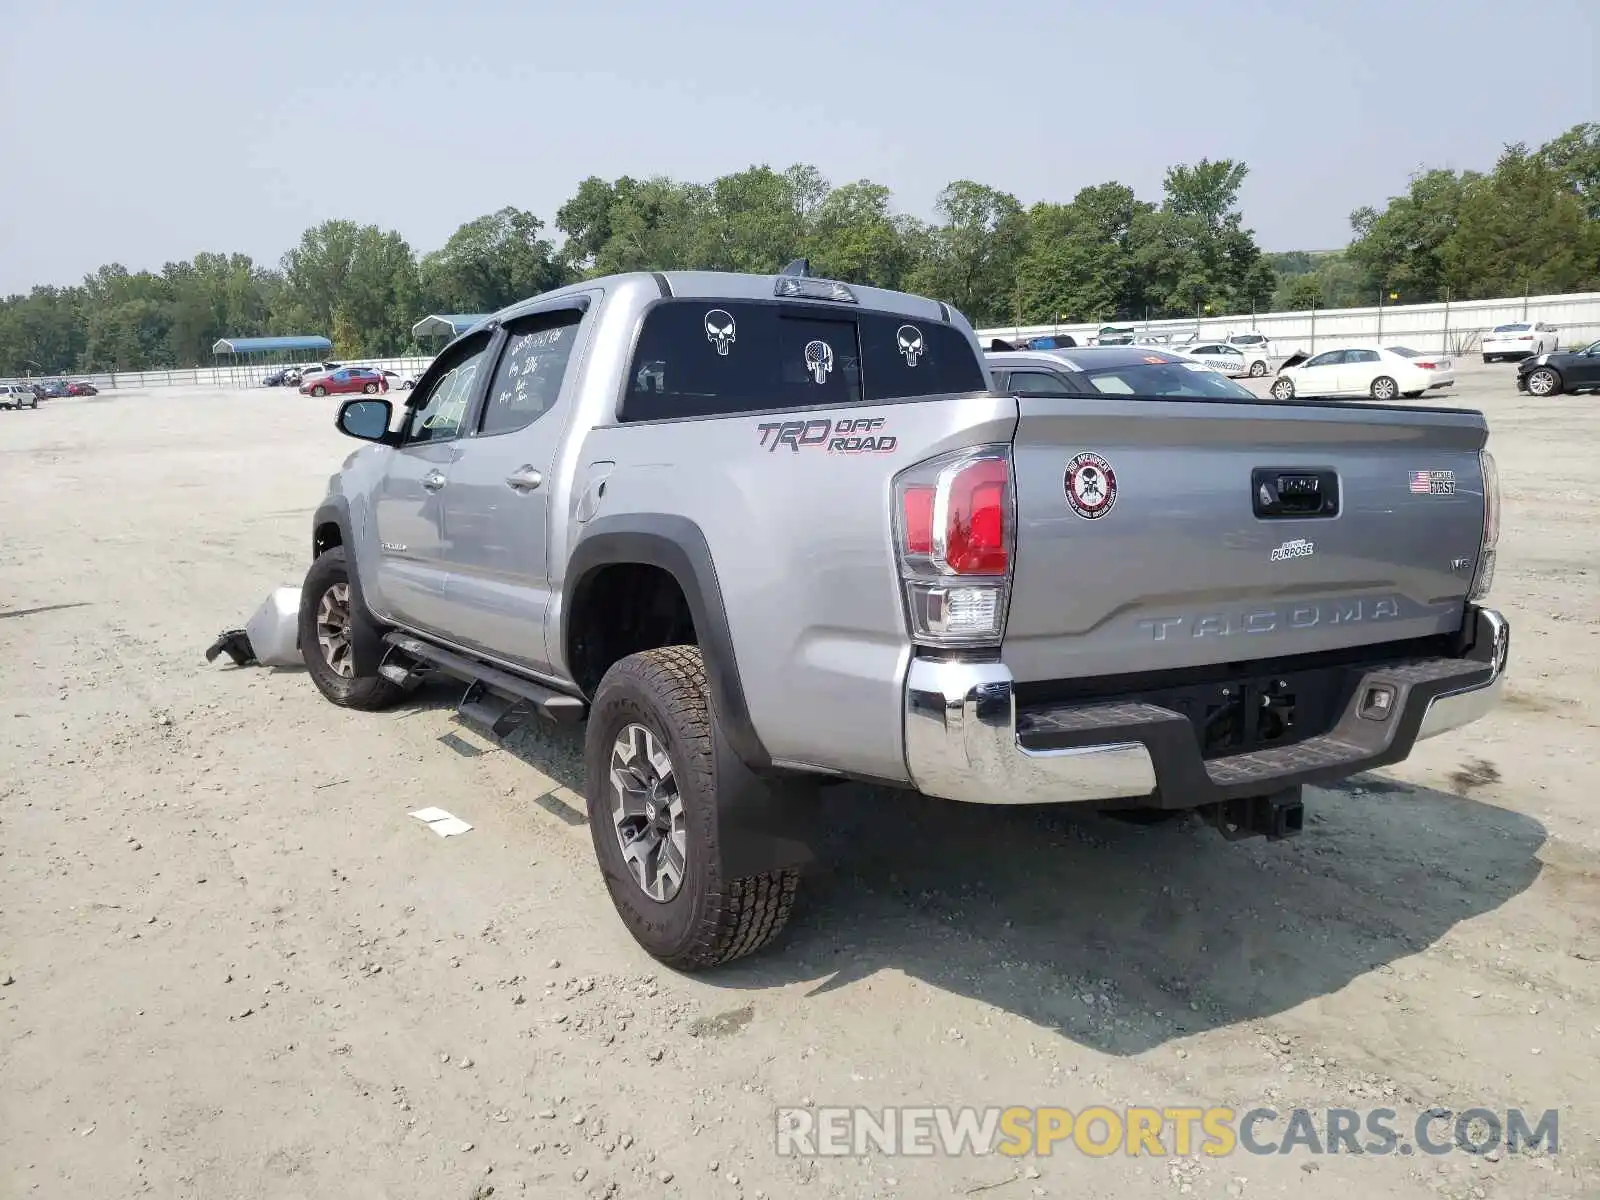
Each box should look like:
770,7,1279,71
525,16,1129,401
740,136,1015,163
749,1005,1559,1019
301,265,1509,971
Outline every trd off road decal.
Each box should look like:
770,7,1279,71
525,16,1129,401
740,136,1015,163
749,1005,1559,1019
756,416,897,454
1064,450,1118,519
704,310,736,356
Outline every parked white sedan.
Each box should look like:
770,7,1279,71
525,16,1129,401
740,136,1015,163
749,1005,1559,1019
1481,321,1560,362
1177,341,1272,378
1269,345,1454,401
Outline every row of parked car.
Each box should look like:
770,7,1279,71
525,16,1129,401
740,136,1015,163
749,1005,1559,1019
0,378,99,409
262,363,419,395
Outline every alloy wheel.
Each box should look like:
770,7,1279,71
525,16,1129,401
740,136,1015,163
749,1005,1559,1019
315,582,355,678
1527,369,1558,396
608,723,687,903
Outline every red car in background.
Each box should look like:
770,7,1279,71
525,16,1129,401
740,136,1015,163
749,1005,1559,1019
66,381,98,396
300,367,388,397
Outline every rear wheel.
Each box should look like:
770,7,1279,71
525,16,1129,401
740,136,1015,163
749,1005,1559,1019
585,646,800,970
299,547,405,710
1525,367,1562,397
312,385,327,397
362,382,378,394
1370,375,1399,401
1270,377,1296,401
1248,359,1268,377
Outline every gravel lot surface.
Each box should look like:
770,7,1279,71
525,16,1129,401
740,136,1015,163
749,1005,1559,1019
2,360,1597,1199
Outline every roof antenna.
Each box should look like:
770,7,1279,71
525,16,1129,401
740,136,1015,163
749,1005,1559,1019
780,258,810,278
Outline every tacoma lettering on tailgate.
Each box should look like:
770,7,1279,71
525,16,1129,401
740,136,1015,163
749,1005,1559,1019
1139,597,1404,641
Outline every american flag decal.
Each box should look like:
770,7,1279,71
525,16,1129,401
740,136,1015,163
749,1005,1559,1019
1410,469,1456,495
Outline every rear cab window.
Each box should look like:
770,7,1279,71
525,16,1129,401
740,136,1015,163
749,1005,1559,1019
1076,359,1260,401
620,299,987,422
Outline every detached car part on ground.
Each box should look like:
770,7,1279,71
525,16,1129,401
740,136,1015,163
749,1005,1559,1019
1516,339,1600,397
294,267,1509,972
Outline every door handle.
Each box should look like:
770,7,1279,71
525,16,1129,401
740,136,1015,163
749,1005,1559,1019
505,466,543,492
421,470,447,491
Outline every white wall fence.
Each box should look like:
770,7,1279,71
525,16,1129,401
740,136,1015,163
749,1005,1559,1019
977,290,1600,357
9,289,1600,391
4,355,437,392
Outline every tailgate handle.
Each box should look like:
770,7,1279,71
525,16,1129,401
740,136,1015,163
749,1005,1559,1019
1252,468,1339,519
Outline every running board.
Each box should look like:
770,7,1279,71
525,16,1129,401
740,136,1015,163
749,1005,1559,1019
382,633,588,725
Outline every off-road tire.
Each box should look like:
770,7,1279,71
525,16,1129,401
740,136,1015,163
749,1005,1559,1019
299,546,405,710
1369,375,1399,401
585,645,799,970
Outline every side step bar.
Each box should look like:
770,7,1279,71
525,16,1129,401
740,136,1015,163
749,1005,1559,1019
382,632,588,726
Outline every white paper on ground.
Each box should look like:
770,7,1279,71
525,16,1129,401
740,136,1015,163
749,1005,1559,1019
410,807,473,837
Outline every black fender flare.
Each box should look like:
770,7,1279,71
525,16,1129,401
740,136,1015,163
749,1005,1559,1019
564,514,770,772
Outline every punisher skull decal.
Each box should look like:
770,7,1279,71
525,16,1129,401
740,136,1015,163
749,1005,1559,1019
1064,451,1118,520
897,324,924,367
704,309,736,356
803,340,834,385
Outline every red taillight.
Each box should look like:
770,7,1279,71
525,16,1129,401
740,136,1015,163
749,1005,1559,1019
1415,361,1438,370
1517,335,1533,341
902,485,934,555
943,459,1010,574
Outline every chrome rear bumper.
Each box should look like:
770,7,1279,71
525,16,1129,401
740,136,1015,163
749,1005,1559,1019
903,606,1508,807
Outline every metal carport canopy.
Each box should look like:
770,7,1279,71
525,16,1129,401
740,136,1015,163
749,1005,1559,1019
211,335,334,355
411,314,488,339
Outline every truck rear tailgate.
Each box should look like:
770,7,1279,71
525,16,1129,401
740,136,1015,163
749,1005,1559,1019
1004,397,1489,682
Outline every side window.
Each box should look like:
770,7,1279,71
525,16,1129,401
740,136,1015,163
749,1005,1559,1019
858,312,987,401
402,333,492,445
1006,369,1076,396
1347,349,1380,363
1304,351,1343,368
479,309,584,437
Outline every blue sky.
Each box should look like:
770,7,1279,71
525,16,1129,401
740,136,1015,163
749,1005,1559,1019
0,0,1594,292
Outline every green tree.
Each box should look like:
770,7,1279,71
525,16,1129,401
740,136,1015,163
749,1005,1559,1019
420,207,571,313
905,181,1027,326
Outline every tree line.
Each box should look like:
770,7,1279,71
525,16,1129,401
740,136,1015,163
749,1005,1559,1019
1,123,1594,376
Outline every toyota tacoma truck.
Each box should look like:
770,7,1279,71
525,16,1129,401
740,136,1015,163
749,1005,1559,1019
300,265,1509,971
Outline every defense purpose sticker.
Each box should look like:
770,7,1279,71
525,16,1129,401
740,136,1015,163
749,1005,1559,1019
1065,451,1118,520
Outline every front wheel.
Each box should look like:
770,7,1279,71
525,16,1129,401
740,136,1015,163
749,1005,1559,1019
1248,359,1268,377
1370,375,1399,401
1525,367,1562,397
312,385,327,397
585,645,800,970
298,546,405,710
1270,377,1296,401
